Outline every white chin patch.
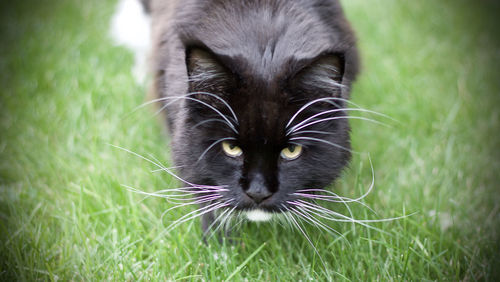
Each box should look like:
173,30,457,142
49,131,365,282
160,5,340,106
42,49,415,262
245,209,273,222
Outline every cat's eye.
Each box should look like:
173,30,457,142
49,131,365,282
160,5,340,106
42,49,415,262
222,141,243,157
280,144,303,160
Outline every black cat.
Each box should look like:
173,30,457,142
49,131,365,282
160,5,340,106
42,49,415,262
138,0,359,234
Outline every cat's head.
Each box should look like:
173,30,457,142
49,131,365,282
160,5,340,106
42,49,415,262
154,0,359,221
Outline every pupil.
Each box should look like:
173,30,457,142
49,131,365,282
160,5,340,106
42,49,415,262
289,145,296,152
229,144,235,150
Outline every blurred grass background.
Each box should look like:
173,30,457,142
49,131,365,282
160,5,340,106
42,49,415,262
0,0,499,280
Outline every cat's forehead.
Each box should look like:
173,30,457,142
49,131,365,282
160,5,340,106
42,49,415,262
235,98,291,146
178,0,352,79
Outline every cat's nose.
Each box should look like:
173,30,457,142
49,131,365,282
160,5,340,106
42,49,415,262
245,188,272,204
245,180,273,204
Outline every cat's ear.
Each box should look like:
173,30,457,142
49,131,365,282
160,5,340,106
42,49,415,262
185,48,234,119
293,54,345,98
186,48,230,89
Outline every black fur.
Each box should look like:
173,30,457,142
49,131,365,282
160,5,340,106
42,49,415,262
148,0,359,233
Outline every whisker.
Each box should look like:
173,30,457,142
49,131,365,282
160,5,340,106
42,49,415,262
197,137,236,162
152,166,226,190
151,165,185,173
133,91,238,124
286,97,395,130
160,195,223,219
281,204,328,271
124,184,224,199
289,136,353,153
288,205,345,239
294,191,358,203
205,206,237,240
297,203,385,235
296,154,376,205
135,94,238,133
323,189,357,231
293,192,377,215
110,144,201,187
290,130,334,136
128,187,222,207
203,206,233,237
163,201,223,227
123,184,224,207
185,91,239,124
164,200,232,233
225,211,245,235
289,116,389,136
192,118,229,130
152,187,228,194
291,200,396,235
215,206,237,235
152,97,237,133
286,97,343,129
151,201,228,244
287,108,393,135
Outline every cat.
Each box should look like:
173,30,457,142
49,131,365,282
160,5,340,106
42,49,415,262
112,0,360,235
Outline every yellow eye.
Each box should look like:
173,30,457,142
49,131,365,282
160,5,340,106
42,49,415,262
280,144,303,160
222,141,243,157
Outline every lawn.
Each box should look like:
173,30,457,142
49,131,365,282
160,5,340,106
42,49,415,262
1,0,499,280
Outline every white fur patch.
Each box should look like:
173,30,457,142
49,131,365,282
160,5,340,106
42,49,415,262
110,0,151,82
245,209,273,222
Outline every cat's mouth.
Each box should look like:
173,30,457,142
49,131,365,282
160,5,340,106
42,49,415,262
245,209,274,222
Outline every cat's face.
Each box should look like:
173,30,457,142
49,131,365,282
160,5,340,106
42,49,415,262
171,49,352,220
152,0,359,222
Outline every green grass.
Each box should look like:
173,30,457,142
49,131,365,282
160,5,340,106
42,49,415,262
1,0,499,280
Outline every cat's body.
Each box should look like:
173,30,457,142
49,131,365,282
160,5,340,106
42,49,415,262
114,0,359,233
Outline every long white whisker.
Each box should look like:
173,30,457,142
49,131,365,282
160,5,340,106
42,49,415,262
165,201,232,233
286,97,343,128
216,206,237,235
146,153,202,186
137,94,238,133
152,166,225,190
282,204,328,271
163,201,222,227
185,91,239,124
297,202,385,235
153,187,228,194
123,185,224,199
292,200,397,234
293,192,377,215
290,130,334,136
192,118,229,130
298,202,413,234
288,205,345,239
286,97,394,129
317,189,357,231
197,137,236,162
287,108,392,135
294,191,359,203
290,116,389,135
110,144,202,187
160,195,223,219
151,165,185,173
294,154,375,204
289,136,353,153
152,201,227,243
203,206,233,237
133,91,238,124
162,196,222,206
227,211,246,234
206,206,237,240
